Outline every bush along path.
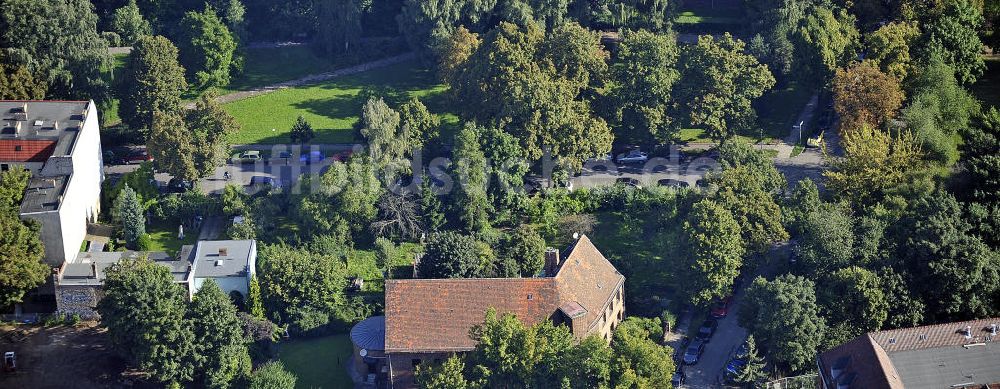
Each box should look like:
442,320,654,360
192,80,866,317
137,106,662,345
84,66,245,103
184,52,417,108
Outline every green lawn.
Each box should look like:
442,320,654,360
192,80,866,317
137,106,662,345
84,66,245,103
754,82,813,142
223,59,456,144
100,54,129,126
279,335,354,389
219,46,348,94
145,224,199,256
675,9,744,25
346,242,422,291
972,55,1000,109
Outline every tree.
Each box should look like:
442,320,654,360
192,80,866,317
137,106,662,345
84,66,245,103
452,22,612,170
185,92,240,177
177,6,237,87
370,192,423,240
305,156,382,237
819,266,888,337
791,5,860,84
784,178,821,236
732,335,767,386
467,309,576,387
399,97,441,151
98,257,195,385
188,280,251,389
498,225,547,277
682,199,745,306
866,21,919,81
896,192,1000,320
360,97,407,167
289,115,314,143
0,166,30,212
113,184,146,249
419,178,447,232
916,0,986,84
794,203,854,277
609,29,680,144
0,52,45,100
831,61,906,133
674,33,775,140
111,0,151,44
416,356,471,389
901,58,979,165
418,231,482,278
710,165,789,254
118,35,187,135
255,244,348,324
313,0,362,56
962,108,1000,205
610,317,675,388
248,275,265,320
248,361,297,389
434,25,480,84
824,125,925,203
740,275,826,372
0,215,48,308
450,125,492,233
0,0,110,101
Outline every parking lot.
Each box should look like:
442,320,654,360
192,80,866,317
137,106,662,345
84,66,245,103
679,293,749,388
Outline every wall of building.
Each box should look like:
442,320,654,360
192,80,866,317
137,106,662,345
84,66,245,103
589,283,625,342
389,351,455,388
54,284,103,320
21,211,65,267
192,276,249,299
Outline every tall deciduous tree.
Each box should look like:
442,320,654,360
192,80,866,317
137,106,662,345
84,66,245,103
314,0,362,56
0,0,110,101
177,6,237,87
609,29,680,144
866,21,919,81
740,275,826,372
416,356,470,389
794,203,854,277
189,280,251,389
498,225,546,277
682,199,745,306
419,231,482,278
98,257,195,385
916,0,986,85
0,167,47,308
360,97,406,167
118,35,187,135
112,184,146,249
434,26,480,85
824,125,925,203
0,52,46,100
256,244,347,324
901,58,979,165
819,266,888,337
791,4,859,84
186,92,240,177
831,61,905,133
450,125,492,233
610,316,675,388
112,0,151,44
674,33,775,140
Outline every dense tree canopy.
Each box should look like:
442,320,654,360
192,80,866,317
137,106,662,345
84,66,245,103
682,199,745,306
118,35,188,135
188,280,251,389
418,231,483,278
176,6,237,87
915,0,986,85
609,29,680,144
740,275,826,372
831,61,905,133
0,167,47,309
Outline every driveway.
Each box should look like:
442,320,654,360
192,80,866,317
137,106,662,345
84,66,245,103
683,296,748,388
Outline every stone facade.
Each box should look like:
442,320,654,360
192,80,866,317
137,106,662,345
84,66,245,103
55,284,103,319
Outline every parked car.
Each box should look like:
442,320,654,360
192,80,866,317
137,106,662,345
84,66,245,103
300,150,325,165
247,175,280,188
331,150,354,162
616,177,641,188
271,150,293,164
682,339,706,365
710,296,734,319
231,150,263,164
657,178,689,188
724,358,748,382
123,147,154,164
696,319,718,341
671,369,686,386
3,351,15,372
160,178,192,193
733,339,750,359
616,149,649,164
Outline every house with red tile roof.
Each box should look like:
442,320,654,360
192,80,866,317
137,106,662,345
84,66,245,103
818,317,1000,389
357,235,625,388
1,100,104,267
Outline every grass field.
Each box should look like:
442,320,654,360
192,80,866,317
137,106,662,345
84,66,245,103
972,56,1000,109
280,335,354,389
145,223,199,256
674,84,812,144
675,9,744,24
224,59,456,144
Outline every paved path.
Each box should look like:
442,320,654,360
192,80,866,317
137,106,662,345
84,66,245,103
183,52,416,108
683,296,748,388
108,46,132,55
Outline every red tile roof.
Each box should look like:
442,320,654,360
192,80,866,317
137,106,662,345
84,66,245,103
383,235,624,353
0,139,55,162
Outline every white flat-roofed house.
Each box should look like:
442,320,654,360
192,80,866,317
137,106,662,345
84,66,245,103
183,240,258,300
1,100,104,267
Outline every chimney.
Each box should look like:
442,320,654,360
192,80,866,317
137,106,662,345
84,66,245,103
91,263,97,277
218,247,228,256
544,248,560,277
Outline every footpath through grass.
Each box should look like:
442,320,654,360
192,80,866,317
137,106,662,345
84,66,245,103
224,59,455,144
280,334,354,389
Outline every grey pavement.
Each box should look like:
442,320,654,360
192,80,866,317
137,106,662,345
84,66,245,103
197,216,226,240
683,297,748,388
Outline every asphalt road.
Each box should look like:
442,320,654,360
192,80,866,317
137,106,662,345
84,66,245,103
682,297,749,388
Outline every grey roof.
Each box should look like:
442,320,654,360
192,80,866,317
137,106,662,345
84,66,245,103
58,251,189,286
20,175,68,213
351,316,386,351
889,343,1000,388
190,240,255,278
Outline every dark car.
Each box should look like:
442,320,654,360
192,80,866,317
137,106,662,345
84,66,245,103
657,178,689,188
710,296,734,319
671,370,686,386
271,150,293,165
300,150,325,165
247,176,280,188
696,319,718,341
124,147,154,164
682,339,705,365
724,358,748,382
616,177,641,188
734,340,750,359
160,178,192,193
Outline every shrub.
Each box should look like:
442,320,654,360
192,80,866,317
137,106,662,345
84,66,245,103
102,31,122,47
135,233,152,251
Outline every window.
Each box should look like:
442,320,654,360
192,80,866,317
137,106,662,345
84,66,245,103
14,145,22,151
